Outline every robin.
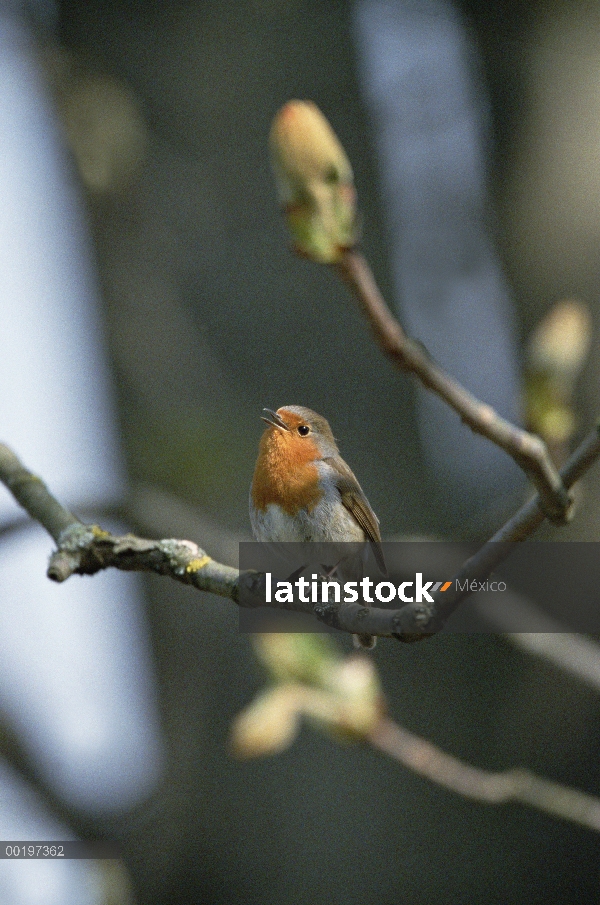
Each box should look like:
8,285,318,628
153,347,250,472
249,405,385,648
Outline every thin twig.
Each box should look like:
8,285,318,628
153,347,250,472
0,428,599,641
369,718,600,832
472,586,600,693
336,249,571,524
506,632,600,694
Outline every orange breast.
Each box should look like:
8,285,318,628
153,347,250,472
251,428,323,515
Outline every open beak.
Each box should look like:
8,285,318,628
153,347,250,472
261,408,290,431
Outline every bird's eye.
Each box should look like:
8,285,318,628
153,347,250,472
297,425,310,436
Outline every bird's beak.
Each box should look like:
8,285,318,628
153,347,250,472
261,408,290,431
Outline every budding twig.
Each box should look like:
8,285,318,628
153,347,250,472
336,248,571,525
234,633,600,832
268,102,570,522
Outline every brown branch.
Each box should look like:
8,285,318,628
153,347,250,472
336,248,571,524
369,717,600,832
0,426,599,641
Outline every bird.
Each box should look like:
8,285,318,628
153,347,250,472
249,405,385,648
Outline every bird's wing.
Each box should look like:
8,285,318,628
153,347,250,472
324,457,387,574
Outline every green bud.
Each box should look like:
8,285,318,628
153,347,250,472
524,299,592,443
270,100,357,263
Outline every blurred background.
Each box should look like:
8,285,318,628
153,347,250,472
1,0,600,901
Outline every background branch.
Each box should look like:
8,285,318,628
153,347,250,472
505,632,600,693
369,718,600,832
235,634,600,834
